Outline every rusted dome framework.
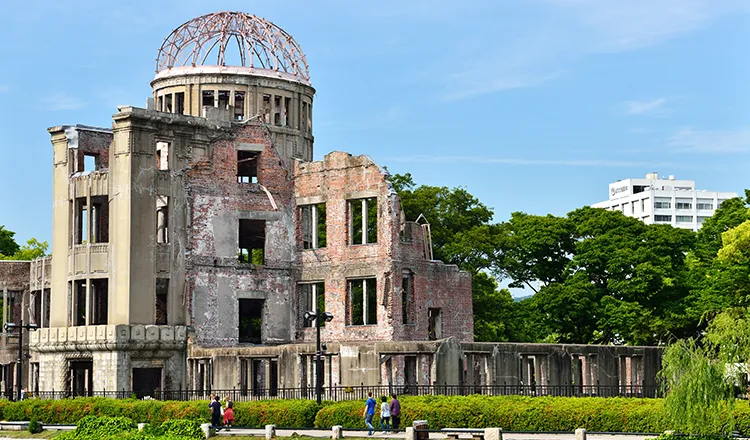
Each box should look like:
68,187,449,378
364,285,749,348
156,12,310,81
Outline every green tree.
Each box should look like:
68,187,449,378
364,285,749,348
0,237,48,261
661,307,750,435
0,225,20,257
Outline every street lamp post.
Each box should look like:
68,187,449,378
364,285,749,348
4,314,38,401
304,309,333,405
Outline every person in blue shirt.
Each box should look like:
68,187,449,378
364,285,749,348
363,391,377,435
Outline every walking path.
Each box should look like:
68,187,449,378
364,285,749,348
215,428,660,440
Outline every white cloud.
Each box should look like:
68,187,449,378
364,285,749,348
667,128,750,153
625,98,667,115
387,155,692,168
439,0,748,99
42,92,87,111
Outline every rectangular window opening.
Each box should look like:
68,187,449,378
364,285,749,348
300,203,326,249
347,278,377,326
273,96,282,126
156,196,169,244
234,91,245,120
301,102,308,131
262,94,271,123
155,278,169,325
654,215,672,222
239,299,264,343
349,198,377,245
157,96,164,112
75,198,88,245
237,150,259,184
218,90,230,109
202,90,215,108
165,94,173,113
676,215,693,223
175,92,185,115
402,270,415,324
91,279,108,325
284,97,291,127
428,308,442,340
299,282,325,328
156,141,170,170
239,219,265,264
83,154,98,172
74,280,86,326
91,196,109,244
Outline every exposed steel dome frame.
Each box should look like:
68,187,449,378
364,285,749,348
156,12,310,82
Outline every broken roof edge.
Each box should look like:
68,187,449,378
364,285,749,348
114,106,234,129
47,124,112,134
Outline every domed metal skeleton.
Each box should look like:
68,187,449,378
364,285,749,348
156,12,310,82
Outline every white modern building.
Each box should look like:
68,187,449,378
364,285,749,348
592,172,738,231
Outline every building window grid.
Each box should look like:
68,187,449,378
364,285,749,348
676,215,693,223
654,215,672,222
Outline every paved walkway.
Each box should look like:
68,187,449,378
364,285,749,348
215,428,660,440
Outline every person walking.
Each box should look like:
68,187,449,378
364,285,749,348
209,395,222,428
223,395,235,431
363,391,377,436
379,395,391,434
389,393,401,431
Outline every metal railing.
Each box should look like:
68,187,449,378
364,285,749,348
26,383,662,401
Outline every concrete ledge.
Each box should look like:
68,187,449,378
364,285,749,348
0,421,29,431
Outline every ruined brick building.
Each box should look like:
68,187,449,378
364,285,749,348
0,12,661,398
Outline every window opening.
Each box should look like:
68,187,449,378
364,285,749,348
156,196,169,244
91,196,109,244
252,359,264,395
402,270,415,324
74,280,86,326
269,359,278,396
234,91,245,120
133,368,161,399
91,278,108,325
156,141,169,170
262,94,271,123
237,150,258,184
240,359,249,396
157,96,164,112
155,278,169,325
239,299,264,343
202,90,215,108
301,102,308,131
83,154,97,172
75,198,88,245
284,97,291,127
300,203,326,249
239,219,265,264
428,308,442,340
175,92,185,114
654,215,672,222
349,198,377,244
347,278,377,326
405,356,417,394
165,94,173,113
218,90,230,109
273,96,282,125
69,360,93,397
299,282,325,328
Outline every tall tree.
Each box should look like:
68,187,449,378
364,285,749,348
0,225,20,257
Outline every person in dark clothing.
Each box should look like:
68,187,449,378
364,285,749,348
390,393,401,431
210,395,222,428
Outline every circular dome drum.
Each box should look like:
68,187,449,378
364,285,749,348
156,12,310,83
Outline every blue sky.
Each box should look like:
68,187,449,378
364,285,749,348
1,0,749,246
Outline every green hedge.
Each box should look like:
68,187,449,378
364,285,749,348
315,396,670,432
0,397,319,427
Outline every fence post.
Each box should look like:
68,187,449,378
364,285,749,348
332,425,343,439
575,428,586,440
265,424,276,440
485,428,502,440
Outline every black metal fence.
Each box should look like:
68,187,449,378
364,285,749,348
29,383,662,401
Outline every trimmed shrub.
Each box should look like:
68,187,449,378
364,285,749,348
314,396,670,432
